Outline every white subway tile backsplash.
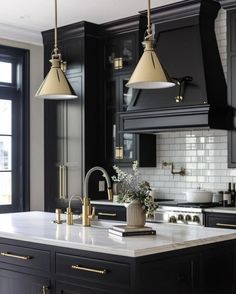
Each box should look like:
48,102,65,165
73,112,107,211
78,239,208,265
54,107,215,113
138,129,233,200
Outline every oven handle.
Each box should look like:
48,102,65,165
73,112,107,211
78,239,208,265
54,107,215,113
216,223,236,228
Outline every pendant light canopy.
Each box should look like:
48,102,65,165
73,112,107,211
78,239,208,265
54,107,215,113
35,0,77,99
126,0,175,89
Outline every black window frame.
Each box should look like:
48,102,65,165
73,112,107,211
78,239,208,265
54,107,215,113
0,45,30,213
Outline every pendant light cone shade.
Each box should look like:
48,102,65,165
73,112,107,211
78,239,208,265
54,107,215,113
126,40,175,89
35,58,77,99
35,0,77,99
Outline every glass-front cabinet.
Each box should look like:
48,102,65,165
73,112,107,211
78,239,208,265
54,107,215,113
106,34,137,72
106,73,156,167
106,74,136,166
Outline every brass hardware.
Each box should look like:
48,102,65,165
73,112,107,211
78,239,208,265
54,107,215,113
60,61,67,73
62,165,67,199
175,95,183,103
172,76,193,103
82,197,96,226
107,188,113,201
59,165,62,199
0,252,32,260
115,147,124,159
55,208,62,224
98,212,117,217
66,207,74,225
71,264,107,275
59,165,67,199
216,223,236,228
162,161,186,177
42,285,49,294
113,57,123,70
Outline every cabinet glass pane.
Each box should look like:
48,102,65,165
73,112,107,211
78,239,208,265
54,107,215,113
123,133,134,160
0,62,12,83
122,79,133,111
0,172,11,204
0,100,12,135
122,39,133,67
0,136,11,170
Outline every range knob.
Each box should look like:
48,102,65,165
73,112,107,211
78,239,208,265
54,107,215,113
178,214,184,222
185,214,192,222
169,216,177,223
193,215,200,223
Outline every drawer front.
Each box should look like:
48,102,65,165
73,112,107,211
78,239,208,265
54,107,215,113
205,213,236,229
0,243,50,271
95,205,126,221
56,253,130,287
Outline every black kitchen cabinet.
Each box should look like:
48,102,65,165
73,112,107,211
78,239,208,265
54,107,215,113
227,8,236,167
56,281,110,294
103,16,156,168
92,203,126,221
105,33,137,73
0,269,51,294
106,73,156,167
199,245,234,294
43,22,107,211
0,241,51,294
205,212,236,229
140,254,197,294
0,237,236,293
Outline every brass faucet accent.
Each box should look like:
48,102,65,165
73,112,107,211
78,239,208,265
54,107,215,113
81,196,96,226
162,161,186,177
66,166,112,226
67,194,96,226
84,166,113,201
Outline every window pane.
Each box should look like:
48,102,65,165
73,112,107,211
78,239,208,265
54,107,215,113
0,62,12,83
0,100,12,135
0,172,11,205
0,136,11,170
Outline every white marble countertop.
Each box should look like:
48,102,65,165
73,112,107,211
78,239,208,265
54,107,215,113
204,207,236,214
0,211,235,257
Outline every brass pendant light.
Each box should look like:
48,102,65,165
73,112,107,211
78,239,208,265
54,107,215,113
126,0,175,89
35,0,77,99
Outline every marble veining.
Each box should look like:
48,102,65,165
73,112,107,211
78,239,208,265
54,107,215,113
0,211,235,257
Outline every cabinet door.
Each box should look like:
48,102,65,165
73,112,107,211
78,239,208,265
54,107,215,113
205,212,236,229
228,11,236,167
140,254,196,294
0,269,50,294
56,281,112,294
106,34,137,72
106,74,156,167
199,245,234,294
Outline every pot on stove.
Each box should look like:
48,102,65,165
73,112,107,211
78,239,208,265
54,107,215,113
186,189,213,203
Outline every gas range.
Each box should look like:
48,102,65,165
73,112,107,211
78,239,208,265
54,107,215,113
153,201,221,226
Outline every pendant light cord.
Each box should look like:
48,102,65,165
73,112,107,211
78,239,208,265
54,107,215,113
145,0,153,41
54,0,59,55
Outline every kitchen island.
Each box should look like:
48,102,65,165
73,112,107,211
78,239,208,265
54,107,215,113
0,211,235,294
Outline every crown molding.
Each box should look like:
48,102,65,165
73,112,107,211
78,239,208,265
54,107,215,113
0,23,43,46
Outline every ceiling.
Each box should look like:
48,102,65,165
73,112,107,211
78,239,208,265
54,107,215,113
0,0,181,45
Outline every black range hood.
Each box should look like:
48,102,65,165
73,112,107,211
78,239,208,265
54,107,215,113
120,0,231,133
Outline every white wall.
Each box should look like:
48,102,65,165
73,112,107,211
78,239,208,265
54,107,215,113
0,38,44,211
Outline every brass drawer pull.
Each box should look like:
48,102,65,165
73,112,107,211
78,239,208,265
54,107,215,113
71,264,107,275
98,212,117,217
42,285,50,294
0,252,32,260
216,223,236,228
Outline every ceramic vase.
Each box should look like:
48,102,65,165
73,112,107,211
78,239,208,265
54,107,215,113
125,200,146,227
